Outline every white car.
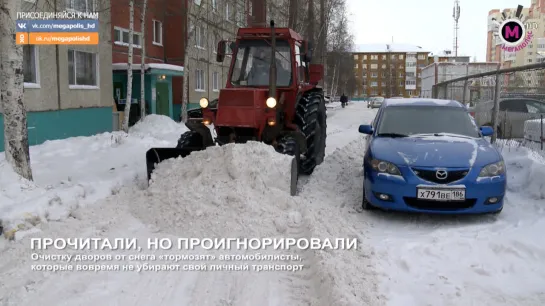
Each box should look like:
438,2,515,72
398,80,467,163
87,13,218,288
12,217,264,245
368,97,385,108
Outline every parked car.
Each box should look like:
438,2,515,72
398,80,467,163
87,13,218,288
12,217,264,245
358,98,505,214
368,96,385,108
187,98,218,121
470,98,545,139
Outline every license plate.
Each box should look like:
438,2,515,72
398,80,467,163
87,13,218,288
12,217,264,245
417,187,465,201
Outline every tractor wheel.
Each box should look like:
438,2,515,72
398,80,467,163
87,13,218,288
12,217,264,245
276,136,300,196
295,92,327,175
176,131,204,149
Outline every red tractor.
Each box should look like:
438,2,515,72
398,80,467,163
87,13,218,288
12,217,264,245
146,20,327,195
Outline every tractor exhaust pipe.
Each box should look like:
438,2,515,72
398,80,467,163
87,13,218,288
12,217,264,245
269,20,276,100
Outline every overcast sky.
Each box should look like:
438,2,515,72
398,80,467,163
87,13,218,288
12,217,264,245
346,0,531,60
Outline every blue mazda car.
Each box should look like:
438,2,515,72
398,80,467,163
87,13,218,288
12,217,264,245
359,99,506,214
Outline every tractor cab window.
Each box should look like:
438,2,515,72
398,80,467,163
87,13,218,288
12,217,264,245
230,39,292,87
295,44,306,83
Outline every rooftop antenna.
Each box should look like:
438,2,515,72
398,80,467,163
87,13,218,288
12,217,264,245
453,0,461,57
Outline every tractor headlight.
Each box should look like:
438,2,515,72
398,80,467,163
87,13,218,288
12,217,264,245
479,161,505,177
199,97,209,108
266,97,276,108
371,159,401,176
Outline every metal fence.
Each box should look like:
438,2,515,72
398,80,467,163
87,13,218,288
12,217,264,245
432,62,545,154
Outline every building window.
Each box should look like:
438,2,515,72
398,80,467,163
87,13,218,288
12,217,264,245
418,54,426,60
226,3,231,21
153,20,162,45
195,25,205,48
23,45,39,87
237,4,245,26
381,55,386,60
370,64,377,69
194,0,201,4
399,54,404,59
362,64,367,69
371,72,377,77
407,90,413,96
355,63,358,68
381,82,385,87
68,49,97,87
399,81,403,86
406,62,416,67
399,72,403,77
353,54,358,60
370,81,378,87
381,64,385,69
213,71,219,91
381,72,386,77
195,69,205,91
405,80,416,85
113,27,141,48
406,72,415,77
66,0,95,12
370,55,378,60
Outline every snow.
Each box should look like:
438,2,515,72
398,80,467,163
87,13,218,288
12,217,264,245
1,103,545,305
0,114,187,237
112,63,184,72
409,134,480,165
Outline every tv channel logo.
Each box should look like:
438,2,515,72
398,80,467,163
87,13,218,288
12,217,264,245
494,5,534,51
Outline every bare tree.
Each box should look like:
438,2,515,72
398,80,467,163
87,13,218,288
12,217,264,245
0,0,33,180
122,0,135,132
140,0,148,120
323,0,354,98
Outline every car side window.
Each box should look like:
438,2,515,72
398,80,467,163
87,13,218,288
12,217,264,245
499,100,528,112
525,101,545,113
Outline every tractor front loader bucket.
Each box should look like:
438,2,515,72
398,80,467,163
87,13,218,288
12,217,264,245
146,146,204,182
146,121,215,183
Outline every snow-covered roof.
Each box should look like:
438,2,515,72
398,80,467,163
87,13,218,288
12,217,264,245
112,63,184,72
353,43,430,53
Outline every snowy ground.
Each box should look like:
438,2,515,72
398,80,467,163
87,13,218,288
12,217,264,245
1,103,545,305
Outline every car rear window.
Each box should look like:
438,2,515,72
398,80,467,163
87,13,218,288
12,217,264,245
377,105,480,138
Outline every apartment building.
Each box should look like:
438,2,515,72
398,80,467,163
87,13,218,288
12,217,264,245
487,0,545,68
110,0,186,123
352,44,430,98
427,54,471,65
1,0,113,152
186,0,288,110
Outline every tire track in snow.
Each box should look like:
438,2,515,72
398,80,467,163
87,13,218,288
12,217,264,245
295,136,385,306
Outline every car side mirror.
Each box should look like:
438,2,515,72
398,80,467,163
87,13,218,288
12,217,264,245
480,126,493,136
358,124,373,135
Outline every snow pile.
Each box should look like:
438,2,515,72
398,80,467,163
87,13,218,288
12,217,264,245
0,115,187,239
502,147,545,200
131,141,294,237
125,142,334,305
129,114,187,140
